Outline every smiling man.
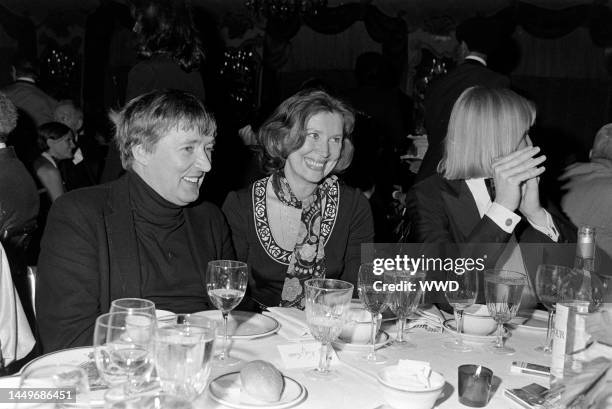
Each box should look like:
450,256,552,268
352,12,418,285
36,90,234,353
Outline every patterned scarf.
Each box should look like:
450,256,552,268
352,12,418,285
271,171,336,308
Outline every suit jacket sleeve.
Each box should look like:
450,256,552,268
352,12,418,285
341,191,374,286
222,191,249,263
36,194,101,353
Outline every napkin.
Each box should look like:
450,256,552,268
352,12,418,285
382,360,435,390
264,307,313,342
407,304,445,333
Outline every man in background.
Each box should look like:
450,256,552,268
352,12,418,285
417,16,510,182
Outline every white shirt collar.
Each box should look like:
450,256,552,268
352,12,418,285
464,178,491,218
16,76,35,84
465,55,487,66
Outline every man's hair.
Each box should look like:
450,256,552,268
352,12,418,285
12,55,39,79
111,89,216,170
258,88,355,174
455,16,503,56
0,92,17,143
131,0,204,71
37,122,73,152
440,86,536,179
54,100,83,132
591,123,612,161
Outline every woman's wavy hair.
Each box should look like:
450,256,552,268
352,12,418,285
439,86,536,179
111,89,215,170
258,89,355,175
131,0,203,71
37,122,73,152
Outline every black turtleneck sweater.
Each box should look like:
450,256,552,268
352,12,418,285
129,171,207,313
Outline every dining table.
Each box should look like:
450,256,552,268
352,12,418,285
1,308,551,409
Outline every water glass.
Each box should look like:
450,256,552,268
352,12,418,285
19,364,90,408
485,269,527,355
358,263,391,363
304,278,353,380
110,298,156,318
443,270,479,352
205,260,248,366
93,312,155,389
388,270,425,348
534,265,572,353
155,314,216,401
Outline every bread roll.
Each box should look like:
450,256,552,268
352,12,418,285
240,360,285,402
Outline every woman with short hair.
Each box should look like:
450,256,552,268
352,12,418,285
33,122,75,202
223,88,374,309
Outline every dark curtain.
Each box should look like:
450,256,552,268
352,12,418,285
0,4,36,58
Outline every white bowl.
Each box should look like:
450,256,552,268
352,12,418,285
462,305,497,335
377,367,445,409
339,307,381,344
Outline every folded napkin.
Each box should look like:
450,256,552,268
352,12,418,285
264,307,313,342
407,305,445,333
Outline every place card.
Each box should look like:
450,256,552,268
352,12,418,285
277,342,338,369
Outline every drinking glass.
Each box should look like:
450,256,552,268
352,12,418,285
443,270,478,352
484,269,527,355
388,270,425,348
110,298,156,317
358,263,391,363
19,364,90,408
534,265,573,353
155,315,216,401
304,278,353,380
205,260,248,366
93,312,155,394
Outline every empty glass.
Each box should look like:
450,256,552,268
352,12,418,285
443,270,479,352
388,270,425,348
155,314,216,401
205,260,248,366
304,278,353,379
110,298,156,318
534,264,573,353
485,269,527,355
358,263,391,363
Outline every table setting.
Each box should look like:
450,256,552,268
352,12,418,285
4,261,601,409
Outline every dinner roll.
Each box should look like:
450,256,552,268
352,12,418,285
240,360,285,402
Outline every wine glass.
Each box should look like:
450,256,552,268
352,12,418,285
443,270,478,352
534,265,573,353
205,260,248,366
19,364,91,408
387,269,425,348
358,263,391,363
304,278,353,380
155,314,216,401
484,269,527,355
110,298,156,317
93,312,155,397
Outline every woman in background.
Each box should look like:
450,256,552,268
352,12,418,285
34,122,75,202
223,89,374,309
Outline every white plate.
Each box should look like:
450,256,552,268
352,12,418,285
332,331,391,351
510,310,548,333
155,309,174,319
443,319,508,344
19,346,107,407
194,311,280,339
208,371,306,409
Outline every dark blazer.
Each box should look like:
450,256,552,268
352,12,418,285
408,175,576,304
417,60,510,182
36,174,234,353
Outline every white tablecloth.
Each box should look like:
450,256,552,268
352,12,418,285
197,321,550,409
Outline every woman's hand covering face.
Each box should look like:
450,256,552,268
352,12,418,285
490,146,546,213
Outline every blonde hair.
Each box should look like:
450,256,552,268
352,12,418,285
440,86,536,179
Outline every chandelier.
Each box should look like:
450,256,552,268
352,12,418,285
245,0,328,19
